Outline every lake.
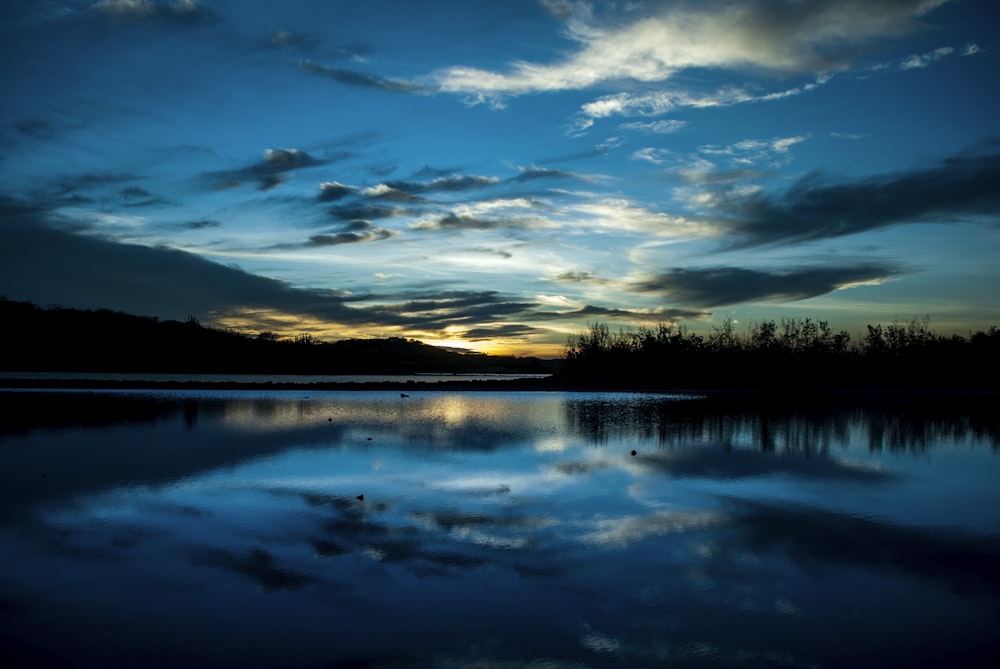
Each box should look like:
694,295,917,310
1,389,998,668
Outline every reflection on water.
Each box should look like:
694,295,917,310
1,390,998,668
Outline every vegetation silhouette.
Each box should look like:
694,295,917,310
2,298,997,391
0,298,556,376
560,317,999,391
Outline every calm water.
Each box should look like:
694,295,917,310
1,390,998,668
0,372,551,384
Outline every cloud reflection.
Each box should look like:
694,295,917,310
1,391,998,667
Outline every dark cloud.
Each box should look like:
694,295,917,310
120,186,152,199
326,202,404,222
362,185,428,203
207,148,327,191
462,324,541,340
386,174,498,194
317,181,354,202
342,219,375,232
14,118,60,140
723,151,1000,247
530,304,710,323
0,200,366,325
630,265,902,308
554,270,609,284
53,172,139,197
470,247,513,259
356,290,541,330
89,0,216,26
182,219,220,230
511,166,579,183
118,186,169,207
0,202,557,334
299,59,429,93
307,228,393,246
417,213,521,231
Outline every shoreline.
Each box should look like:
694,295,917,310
2,375,997,402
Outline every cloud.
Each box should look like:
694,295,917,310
579,80,815,120
461,323,542,340
620,119,688,134
14,118,61,140
326,202,405,222
694,135,808,173
208,148,327,191
299,59,428,93
0,203,367,324
359,183,427,203
386,174,500,194
182,219,220,230
569,199,718,239
118,186,169,207
306,220,393,246
511,166,581,183
900,45,954,69
629,265,902,307
539,0,574,20
629,147,671,164
721,151,1000,247
533,304,711,323
553,270,609,284
317,181,354,202
120,186,152,199
90,0,214,25
0,200,566,337
433,0,947,102
416,213,526,231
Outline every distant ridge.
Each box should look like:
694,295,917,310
0,298,560,376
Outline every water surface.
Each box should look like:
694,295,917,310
1,390,998,668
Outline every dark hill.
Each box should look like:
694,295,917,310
0,298,559,375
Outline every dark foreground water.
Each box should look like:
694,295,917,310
1,390,998,668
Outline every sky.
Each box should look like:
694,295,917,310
1,0,998,357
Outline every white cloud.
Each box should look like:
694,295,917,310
900,46,954,69
582,87,766,118
620,119,688,134
698,135,809,166
90,0,204,20
432,0,949,102
629,147,670,165
567,198,719,240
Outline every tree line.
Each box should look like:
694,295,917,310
0,298,556,375
561,317,1000,390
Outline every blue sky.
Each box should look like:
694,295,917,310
1,0,998,356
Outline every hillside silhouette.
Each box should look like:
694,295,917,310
0,298,557,376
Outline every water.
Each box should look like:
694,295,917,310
0,372,551,384
1,389,998,668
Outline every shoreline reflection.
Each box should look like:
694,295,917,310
1,390,997,668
